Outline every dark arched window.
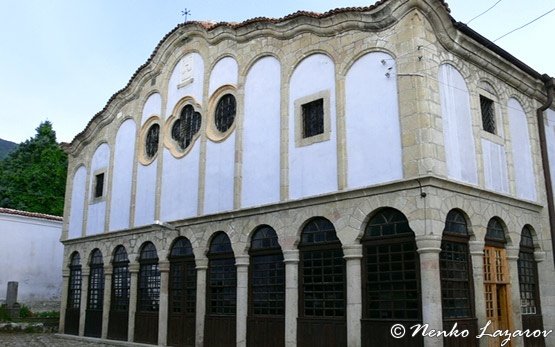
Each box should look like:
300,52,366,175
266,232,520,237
85,249,104,337
298,218,346,346
65,252,82,335
135,242,160,344
168,237,197,347
205,232,236,347
440,210,477,346
108,245,130,341
361,208,422,347
486,218,506,246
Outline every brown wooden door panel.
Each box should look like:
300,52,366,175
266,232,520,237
204,315,236,347
361,319,423,347
134,312,158,344
522,315,546,347
297,318,346,347
107,310,128,341
443,319,479,347
84,309,102,337
168,314,195,347
64,308,80,335
247,316,285,347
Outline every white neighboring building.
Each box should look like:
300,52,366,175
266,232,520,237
0,207,63,311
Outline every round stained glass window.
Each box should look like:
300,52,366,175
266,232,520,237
171,105,201,150
214,94,236,133
145,123,160,159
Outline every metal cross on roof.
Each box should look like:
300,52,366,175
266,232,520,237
181,8,191,22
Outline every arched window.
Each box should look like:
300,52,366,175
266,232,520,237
483,217,511,346
361,208,422,347
440,210,477,346
518,226,545,346
248,225,285,346
65,252,82,335
85,249,104,337
205,232,236,347
108,245,130,341
168,237,196,347
135,242,160,344
298,218,346,347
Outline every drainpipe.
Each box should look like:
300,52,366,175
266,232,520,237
536,74,555,265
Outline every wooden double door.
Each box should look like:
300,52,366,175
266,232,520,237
484,246,512,347
168,258,196,347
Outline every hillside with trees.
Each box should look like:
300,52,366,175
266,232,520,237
0,121,68,216
0,138,17,159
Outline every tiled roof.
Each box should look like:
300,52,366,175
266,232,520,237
0,207,63,222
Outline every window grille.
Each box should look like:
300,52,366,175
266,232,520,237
486,218,506,245
68,253,82,309
111,246,130,311
214,94,236,133
480,95,496,134
94,173,104,199
299,218,345,318
88,249,104,310
171,105,201,150
249,226,285,316
301,98,324,138
138,243,160,312
440,210,473,319
518,227,539,315
207,232,236,316
169,238,196,315
363,209,420,320
145,124,160,159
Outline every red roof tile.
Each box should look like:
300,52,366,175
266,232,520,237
0,207,63,222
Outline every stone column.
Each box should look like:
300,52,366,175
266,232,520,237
468,241,487,347
158,260,170,346
127,262,139,342
78,268,90,336
101,265,112,339
415,235,443,347
283,250,299,347
195,258,208,347
343,245,363,347
236,255,249,347
506,246,524,347
59,270,70,334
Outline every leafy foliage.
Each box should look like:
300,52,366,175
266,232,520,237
0,121,67,216
0,138,17,160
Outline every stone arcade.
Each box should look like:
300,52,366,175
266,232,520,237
58,0,555,346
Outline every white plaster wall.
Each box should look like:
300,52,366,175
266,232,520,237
0,214,63,307
204,57,238,214
160,143,200,221
166,53,205,117
68,166,86,239
482,139,509,194
439,64,478,184
86,143,110,235
545,109,555,202
345,52,403,188
109,119,136,231
508,98,536,201
241,56,281,208
289,54,338,199
134,93,162,227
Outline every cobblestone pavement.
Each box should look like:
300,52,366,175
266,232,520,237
0,333,122,346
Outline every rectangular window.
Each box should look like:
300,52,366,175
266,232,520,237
94,173,104,199
480,95,496,134
302,98,324,138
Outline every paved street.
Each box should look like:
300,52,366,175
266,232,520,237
0,333,121,346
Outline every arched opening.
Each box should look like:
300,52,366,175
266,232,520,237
440,210,478,347
298,217,346,347
107,245,130,341
85,249,104,337
247,225,285,347
518,226,545,347
168,237,197,347
65,252,82,335
483,217,512,346
361,208,422,347
204,232,236,347
134,242,160,344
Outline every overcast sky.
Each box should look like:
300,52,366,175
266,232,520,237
0,0,553,144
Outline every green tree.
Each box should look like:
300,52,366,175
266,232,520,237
0,121,68,215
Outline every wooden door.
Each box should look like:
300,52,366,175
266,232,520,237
65,253,81,335
484,247,512,347
168,258,196,347
107,248,130,341
84,250,104,338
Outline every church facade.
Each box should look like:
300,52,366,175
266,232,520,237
58,0,555,346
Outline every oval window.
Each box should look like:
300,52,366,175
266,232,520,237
214,94,236,133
